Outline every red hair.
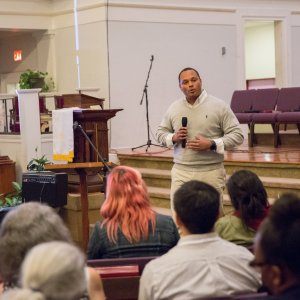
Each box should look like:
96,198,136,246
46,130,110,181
100,166,156,244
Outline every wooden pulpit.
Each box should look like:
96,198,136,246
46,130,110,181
73,109,123,162
47,107,122,250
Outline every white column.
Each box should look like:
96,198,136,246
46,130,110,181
16,89,42,171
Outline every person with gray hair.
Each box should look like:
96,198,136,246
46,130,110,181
0,202,72,290
1,241,88,300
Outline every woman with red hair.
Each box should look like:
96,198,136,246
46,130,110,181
87,166,179,259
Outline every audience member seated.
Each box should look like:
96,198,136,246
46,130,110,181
87,166,179,259
0,203,105,300
139,180,261,299
1,241,89,300
252,193,300,300
215,170,270,247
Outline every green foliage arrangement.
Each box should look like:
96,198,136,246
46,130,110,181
27,154,50,171
19,69,54,92
0,182,22,208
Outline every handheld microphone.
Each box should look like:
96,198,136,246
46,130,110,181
151,55,154,61
181,117,188,148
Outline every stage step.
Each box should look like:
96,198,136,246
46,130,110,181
251,131,300,147
119,154,300,179
118,148,300,213
139,167,300,199
147,186,276,215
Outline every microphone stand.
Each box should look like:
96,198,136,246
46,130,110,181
132,55,166,152
73,121,111,194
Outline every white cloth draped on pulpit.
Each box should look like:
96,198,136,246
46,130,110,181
52,108,77,162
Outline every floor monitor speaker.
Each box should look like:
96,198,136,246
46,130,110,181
22,171,68,207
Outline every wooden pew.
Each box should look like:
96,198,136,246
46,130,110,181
87,256,157,274
88,256,157,300
88,257,268,300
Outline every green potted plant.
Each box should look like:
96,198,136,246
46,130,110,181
0,154,51,223
0,181,22,223
27,154,51,171
19,69,54,92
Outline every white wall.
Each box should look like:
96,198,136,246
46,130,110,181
245,22,276,80
53,26,78,93
52,4,109,99
108,21,237,148
291,25,300,86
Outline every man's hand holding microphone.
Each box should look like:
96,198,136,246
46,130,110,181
172,117,214,151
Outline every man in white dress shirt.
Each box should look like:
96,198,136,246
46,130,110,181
139,180,261,300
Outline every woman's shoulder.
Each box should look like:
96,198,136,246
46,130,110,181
155,212,173,223
216,213,238,224
215,214,242,231
155,213,177,230
91,221,108,237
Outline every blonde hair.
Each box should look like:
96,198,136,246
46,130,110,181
2,241,87,300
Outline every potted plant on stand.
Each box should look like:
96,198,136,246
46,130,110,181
19,69,54,92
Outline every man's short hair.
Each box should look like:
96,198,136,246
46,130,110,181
259,193,300,277
178,67,200,83
174,180,220,234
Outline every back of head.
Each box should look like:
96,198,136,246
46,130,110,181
259,193,300,277
0,202,72,286
1,241,87,300
227,170,269,225
100,165,155,243
174,180,220,234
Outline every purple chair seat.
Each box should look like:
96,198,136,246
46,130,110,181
276,111,300,123
252,112,279,123
235,112,253,124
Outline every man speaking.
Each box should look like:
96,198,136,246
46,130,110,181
156,67,244,211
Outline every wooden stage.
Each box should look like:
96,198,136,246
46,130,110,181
114,143,300,165
114,140,300,209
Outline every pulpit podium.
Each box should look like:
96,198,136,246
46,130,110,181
46,107,122,250
73,109,122,162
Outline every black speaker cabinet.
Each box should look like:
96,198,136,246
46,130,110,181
22,171,68,207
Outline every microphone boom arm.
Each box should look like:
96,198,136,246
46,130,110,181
73,122,111,172
140,55,154,105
